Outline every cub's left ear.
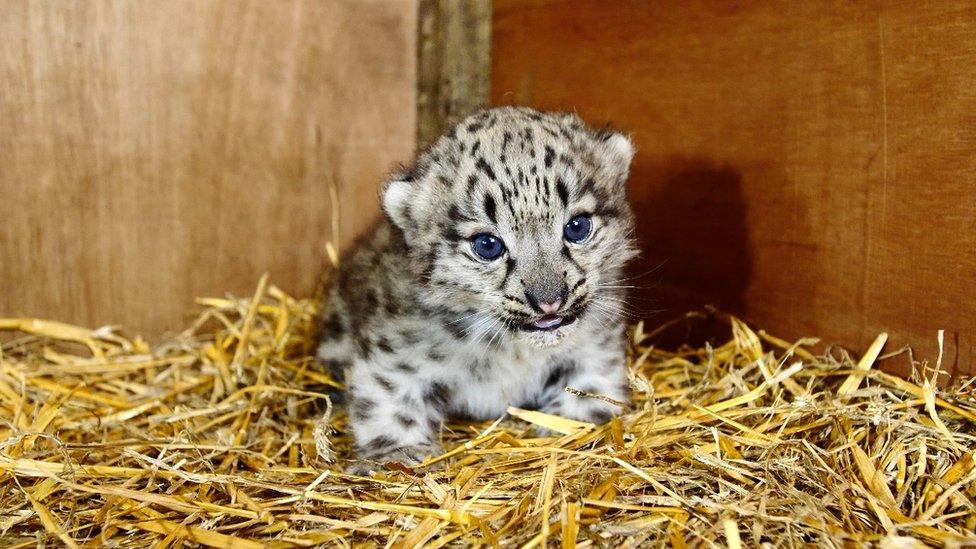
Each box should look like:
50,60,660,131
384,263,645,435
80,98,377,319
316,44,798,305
381,178,415,232
595,131,635,183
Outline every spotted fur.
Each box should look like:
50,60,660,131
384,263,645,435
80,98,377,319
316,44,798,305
317,107,638,471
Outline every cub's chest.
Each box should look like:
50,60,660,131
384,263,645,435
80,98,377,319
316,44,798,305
442,344,564,419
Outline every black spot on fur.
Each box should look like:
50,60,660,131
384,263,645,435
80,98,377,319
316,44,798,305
561,245,582,271
570,278,587,292
395,361,417,373
555,178,569,207
441,226,463,242
499,257,516,289
470,358,492,380
351,397,375,419
601,330,620,347
424,382,452,412
594,124,615,141
400,329,421,346
475,157,496,181
593,205,623,219
375,374,395,393
587,186,612,207
544,361,576,391
355,333,373,359
326,359,349,386
506,200,518,219
426,348,445,361
565,291,589,313
589,408,614,425
399,204,414,228
376,336,394,354
363,435,396,452
448,204,462,222
419,250,437,284
483,194,497,223
395,163,417,183
320,312,345,340
440,317,467,340
395,413,416,428
519,361,573,410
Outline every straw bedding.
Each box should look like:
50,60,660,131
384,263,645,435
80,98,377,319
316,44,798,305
1,276,974,548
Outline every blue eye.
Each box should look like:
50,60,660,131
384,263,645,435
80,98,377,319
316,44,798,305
564,215,592,243
471,234,505,260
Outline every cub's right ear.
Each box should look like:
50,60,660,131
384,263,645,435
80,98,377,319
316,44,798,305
596,131,635,184
381,178,415,231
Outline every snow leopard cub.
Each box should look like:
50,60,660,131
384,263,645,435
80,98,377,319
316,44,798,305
317,107,638,471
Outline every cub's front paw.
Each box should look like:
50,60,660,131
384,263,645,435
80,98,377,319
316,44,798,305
346,443,444,475
584,407,615,425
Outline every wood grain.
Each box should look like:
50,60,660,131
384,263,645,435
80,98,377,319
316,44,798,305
0,0,417,336
493,0,976,376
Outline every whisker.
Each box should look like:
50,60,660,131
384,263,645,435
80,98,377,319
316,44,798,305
599,260,667,285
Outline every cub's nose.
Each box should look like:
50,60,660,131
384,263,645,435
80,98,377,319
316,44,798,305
525,283,568,314
538,298,562,314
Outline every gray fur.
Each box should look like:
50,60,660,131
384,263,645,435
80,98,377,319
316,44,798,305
316,107,638,471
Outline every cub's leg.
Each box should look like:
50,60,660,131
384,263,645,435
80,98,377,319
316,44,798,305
535,331,630,425
344,355,453,473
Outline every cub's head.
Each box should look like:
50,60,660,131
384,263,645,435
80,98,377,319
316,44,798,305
383,107,638,347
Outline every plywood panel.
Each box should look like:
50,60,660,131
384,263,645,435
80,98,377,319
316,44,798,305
493,0,976,375
0,0,417,336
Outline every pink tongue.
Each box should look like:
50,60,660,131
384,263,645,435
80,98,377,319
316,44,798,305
533,315,563,329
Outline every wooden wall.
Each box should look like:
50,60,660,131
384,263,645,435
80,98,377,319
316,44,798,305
4,0,974,377
493,0,976,376
0,1,417,336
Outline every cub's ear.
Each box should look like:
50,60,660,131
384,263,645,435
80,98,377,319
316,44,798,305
594,129,635,183
381,178,415,231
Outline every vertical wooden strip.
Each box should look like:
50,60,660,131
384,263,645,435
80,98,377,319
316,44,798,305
417,0,492,149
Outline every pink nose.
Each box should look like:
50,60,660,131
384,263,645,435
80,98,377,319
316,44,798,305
539,299,562,314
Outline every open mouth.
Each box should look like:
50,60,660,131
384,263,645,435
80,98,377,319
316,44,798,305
521,314,577,332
